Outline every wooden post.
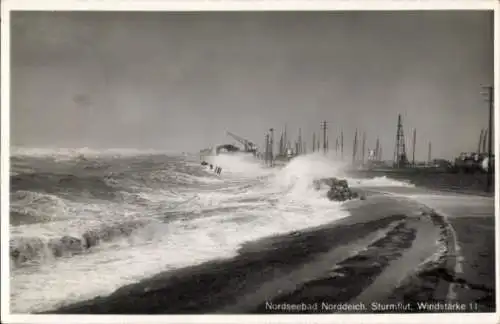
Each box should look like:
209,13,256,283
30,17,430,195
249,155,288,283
341,130,344,160
361,131,366,165
428,141,432,164
269,128,274,167
412,128,416,166
313,132,316,152
264,133,269,166
352,129,358,165
478,129,484,154
482,128,488,154
298,128,302,155
321,121,328,154
484,86,494,192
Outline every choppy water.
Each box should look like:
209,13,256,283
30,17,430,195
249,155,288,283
9,148,413,313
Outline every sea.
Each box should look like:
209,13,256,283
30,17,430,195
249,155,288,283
8,148,413,313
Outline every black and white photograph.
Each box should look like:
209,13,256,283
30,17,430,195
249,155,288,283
2,0,498,322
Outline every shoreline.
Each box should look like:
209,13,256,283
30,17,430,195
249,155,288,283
38,191,494,315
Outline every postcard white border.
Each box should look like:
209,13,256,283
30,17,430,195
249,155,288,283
1,1,499,324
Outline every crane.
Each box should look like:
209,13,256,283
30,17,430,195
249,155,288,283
226,131,258,153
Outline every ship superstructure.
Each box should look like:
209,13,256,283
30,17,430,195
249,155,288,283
199,131,259,160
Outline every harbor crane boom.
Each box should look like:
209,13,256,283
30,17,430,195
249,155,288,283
226,131,257,152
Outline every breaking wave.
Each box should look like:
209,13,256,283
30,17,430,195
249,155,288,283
10,150,367,313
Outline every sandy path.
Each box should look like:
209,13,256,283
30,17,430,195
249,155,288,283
366,186,495,312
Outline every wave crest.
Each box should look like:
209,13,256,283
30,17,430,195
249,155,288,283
10,219,150,268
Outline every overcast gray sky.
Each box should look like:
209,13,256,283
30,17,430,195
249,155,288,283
11,11,493,160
